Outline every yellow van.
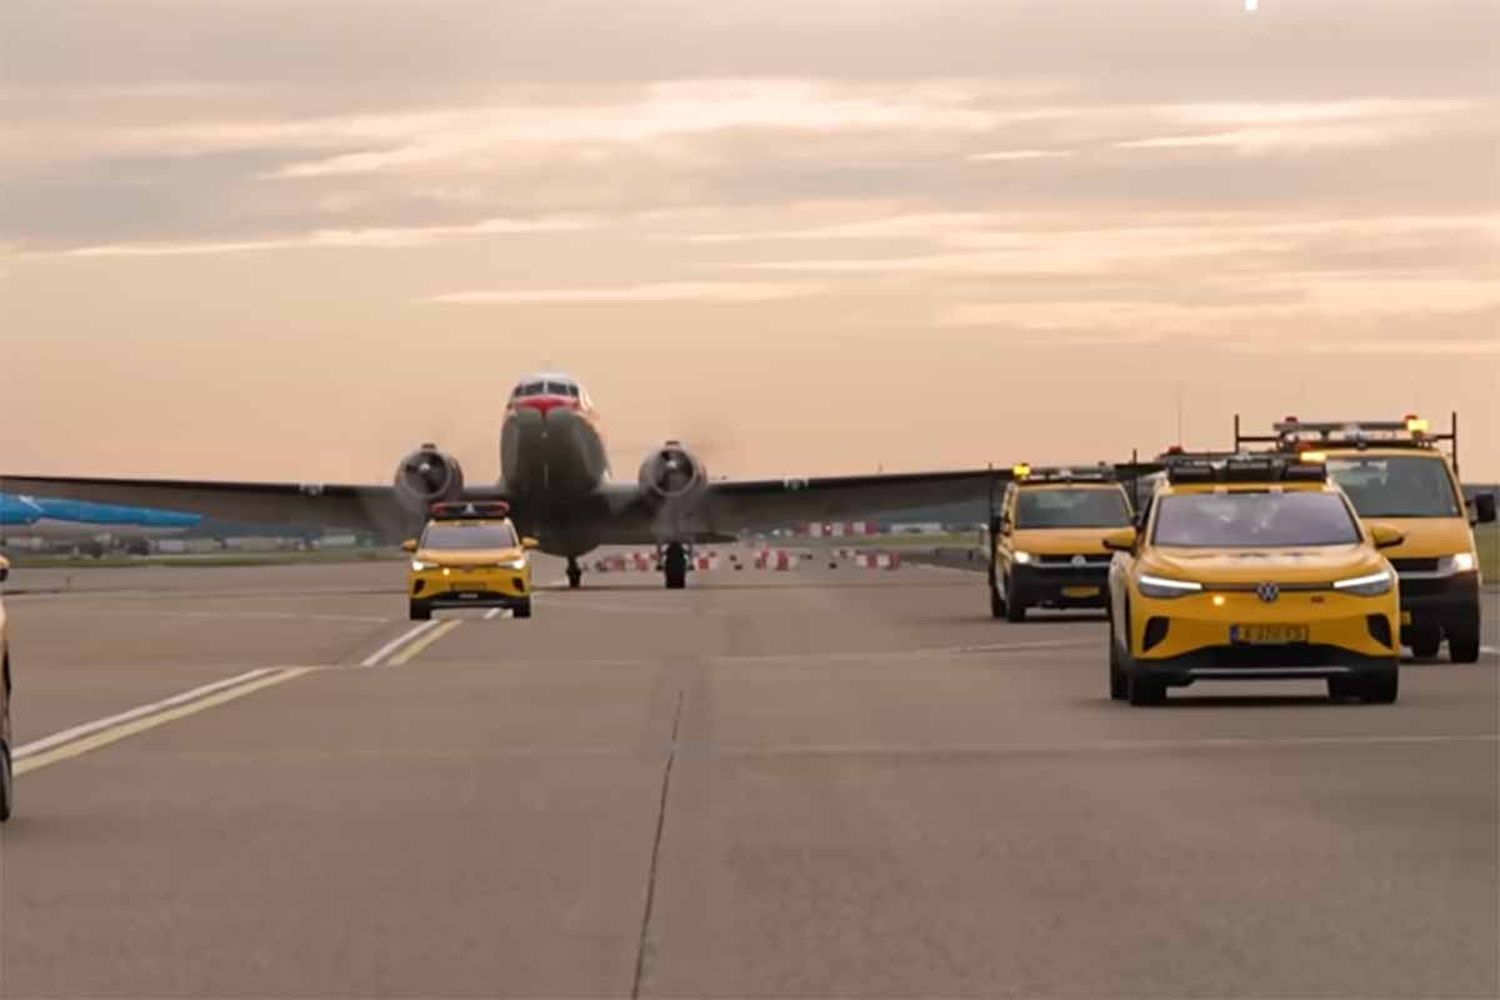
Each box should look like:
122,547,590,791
1237,414,1495,662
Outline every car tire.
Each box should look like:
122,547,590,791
512,599,532,619
1448,629,1480,664
0,741,12,823
989,580,1005,619
1409,627,1441,659
1127,672,1165,707
1108,623,1128,701
408,600,432,621
1003,576,1026,622
1359,669,1399,704
1327,676,1359,702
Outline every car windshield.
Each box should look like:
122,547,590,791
1015,488,1131,529
1326,455,1461,518
421,523,518,550
1153,492,1361,548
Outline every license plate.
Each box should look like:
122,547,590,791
1062,585,1101,598
1401,611,1413,626
1231,624,1309,645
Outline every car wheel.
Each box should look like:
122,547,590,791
989,579,1005,619
1127,672,1165,706
512,599,532,619
1108,623,1128,701
1327,676,1359,702
1003,576,1026,622
1359,669,1399,704
408,600,432,621
0,741,12,823
1448,630,1480,664
1409,627,1441,659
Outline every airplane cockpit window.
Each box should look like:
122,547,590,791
519,381,545,397
544,381,579,398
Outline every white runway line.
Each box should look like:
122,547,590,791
14,667,284,761
359,619,441,667
1481,646,1499,658
484,608,503,620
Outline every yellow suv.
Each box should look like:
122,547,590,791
1,555,13,821
404,502,537,621
1105,453,1403,706
1237,414,1494,662
989,464,1134,621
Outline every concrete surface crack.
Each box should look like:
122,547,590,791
631,688,683,999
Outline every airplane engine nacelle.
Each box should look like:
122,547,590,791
394,443,465,512
638,441,707,500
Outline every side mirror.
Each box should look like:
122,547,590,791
1471,492,1497,525
401,539,418,553
1369,523,1405,550
1102,527,1137,553
521,537,540,550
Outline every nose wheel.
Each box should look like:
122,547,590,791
566,557,582,590
662,542,688,589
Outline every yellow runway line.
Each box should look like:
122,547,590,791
386,619,463,666
16,667,312,776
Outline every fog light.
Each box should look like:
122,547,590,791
1212,594,1226,607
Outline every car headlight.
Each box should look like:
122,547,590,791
497,558,527,570
411,559,438,571
1013,551,1036,565
1333,569,1393,597
1438,552,1477,574
1137,573,1203,599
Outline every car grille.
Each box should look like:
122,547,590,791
1391,558,1440,573
1036,554,1110,567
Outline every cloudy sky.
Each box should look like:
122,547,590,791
3,0,1497,483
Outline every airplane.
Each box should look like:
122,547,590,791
0,492,202,554
3,371,1005,588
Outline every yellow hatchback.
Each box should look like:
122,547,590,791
404,502,537,620
1105,454,1403,706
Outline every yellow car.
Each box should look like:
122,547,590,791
404,502,537,620
1105,454,1403,706
1238,414,1494,662
1,555,13,821
989,464,1134,621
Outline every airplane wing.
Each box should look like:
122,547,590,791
594,468,1009,542
0,475,408,537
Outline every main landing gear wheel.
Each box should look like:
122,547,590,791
0,741,12,823
566,557,582,590
409,600,432,621
663,542,688,590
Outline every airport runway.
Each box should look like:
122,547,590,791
2,551,1497,998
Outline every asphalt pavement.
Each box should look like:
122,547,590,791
1,552,1496,998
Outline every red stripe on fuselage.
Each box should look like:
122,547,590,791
509,395,579,417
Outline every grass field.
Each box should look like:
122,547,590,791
5,549,401,570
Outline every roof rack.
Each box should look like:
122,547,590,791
429,500,511,520
1164,452,1328,486
1235,413,1459,469
1010,463,1118,484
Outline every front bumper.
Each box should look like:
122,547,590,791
1396,570,1479,634
1130,588,1399,663
410,569,530,608
1011,564,1110,608
1133,647,1399,686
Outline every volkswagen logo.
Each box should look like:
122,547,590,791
1255,582,1280,603
1071,554,1088,567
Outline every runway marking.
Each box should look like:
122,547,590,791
484,607,502,620
14,667,311,775
385,619,462,666
1481,645,1499,658
359,619,440,667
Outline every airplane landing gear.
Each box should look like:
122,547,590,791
566,557,582,590
662,542,687,590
